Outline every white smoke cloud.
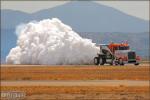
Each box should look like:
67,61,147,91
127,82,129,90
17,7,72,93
15,23,27,36
6,18,99,65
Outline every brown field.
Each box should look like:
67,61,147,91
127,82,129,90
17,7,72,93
1,86,149,100
1,64,150,100
1,64,149,80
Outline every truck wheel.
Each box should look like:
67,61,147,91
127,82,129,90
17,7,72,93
109,60,114,65
115,60,119,65
115,63,118,65
134,63,139,66
94,57,99,65
99,58,104,65
119,59,124,66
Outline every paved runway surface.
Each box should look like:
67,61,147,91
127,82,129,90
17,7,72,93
1,80,149,86
1,63,149,67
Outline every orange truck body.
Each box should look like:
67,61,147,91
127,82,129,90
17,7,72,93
108,42,129,53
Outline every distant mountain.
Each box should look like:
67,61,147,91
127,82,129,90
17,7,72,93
1,1,149,32
1,1,149,62
1,29,17,63
1,10,30,29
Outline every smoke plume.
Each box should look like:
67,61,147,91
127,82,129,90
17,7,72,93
6,18,99,65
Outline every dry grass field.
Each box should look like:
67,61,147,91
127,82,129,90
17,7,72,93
1,64,149,81
1,86,149,100
1,64,150,100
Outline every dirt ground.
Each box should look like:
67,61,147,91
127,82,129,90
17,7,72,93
1,86,149,100
1,80,149,86
1,64,149,80
1,64,150,100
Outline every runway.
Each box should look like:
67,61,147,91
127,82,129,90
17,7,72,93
1,80,149,86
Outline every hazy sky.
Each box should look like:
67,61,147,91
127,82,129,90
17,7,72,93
1,1,149,21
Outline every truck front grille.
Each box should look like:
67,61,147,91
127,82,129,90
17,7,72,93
128,52,136,60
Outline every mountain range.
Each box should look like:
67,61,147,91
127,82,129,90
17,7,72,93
1,1,149,63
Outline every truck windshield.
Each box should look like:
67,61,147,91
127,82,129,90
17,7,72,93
119,46,129,50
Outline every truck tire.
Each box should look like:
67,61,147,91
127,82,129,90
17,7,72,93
114,60,119,65
94,57,99,65
119,59,124,66
134,63,139,66
99,57,104,65
110,62,113,65
109,60,114,65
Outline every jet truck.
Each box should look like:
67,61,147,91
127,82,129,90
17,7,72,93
94,42,140,65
